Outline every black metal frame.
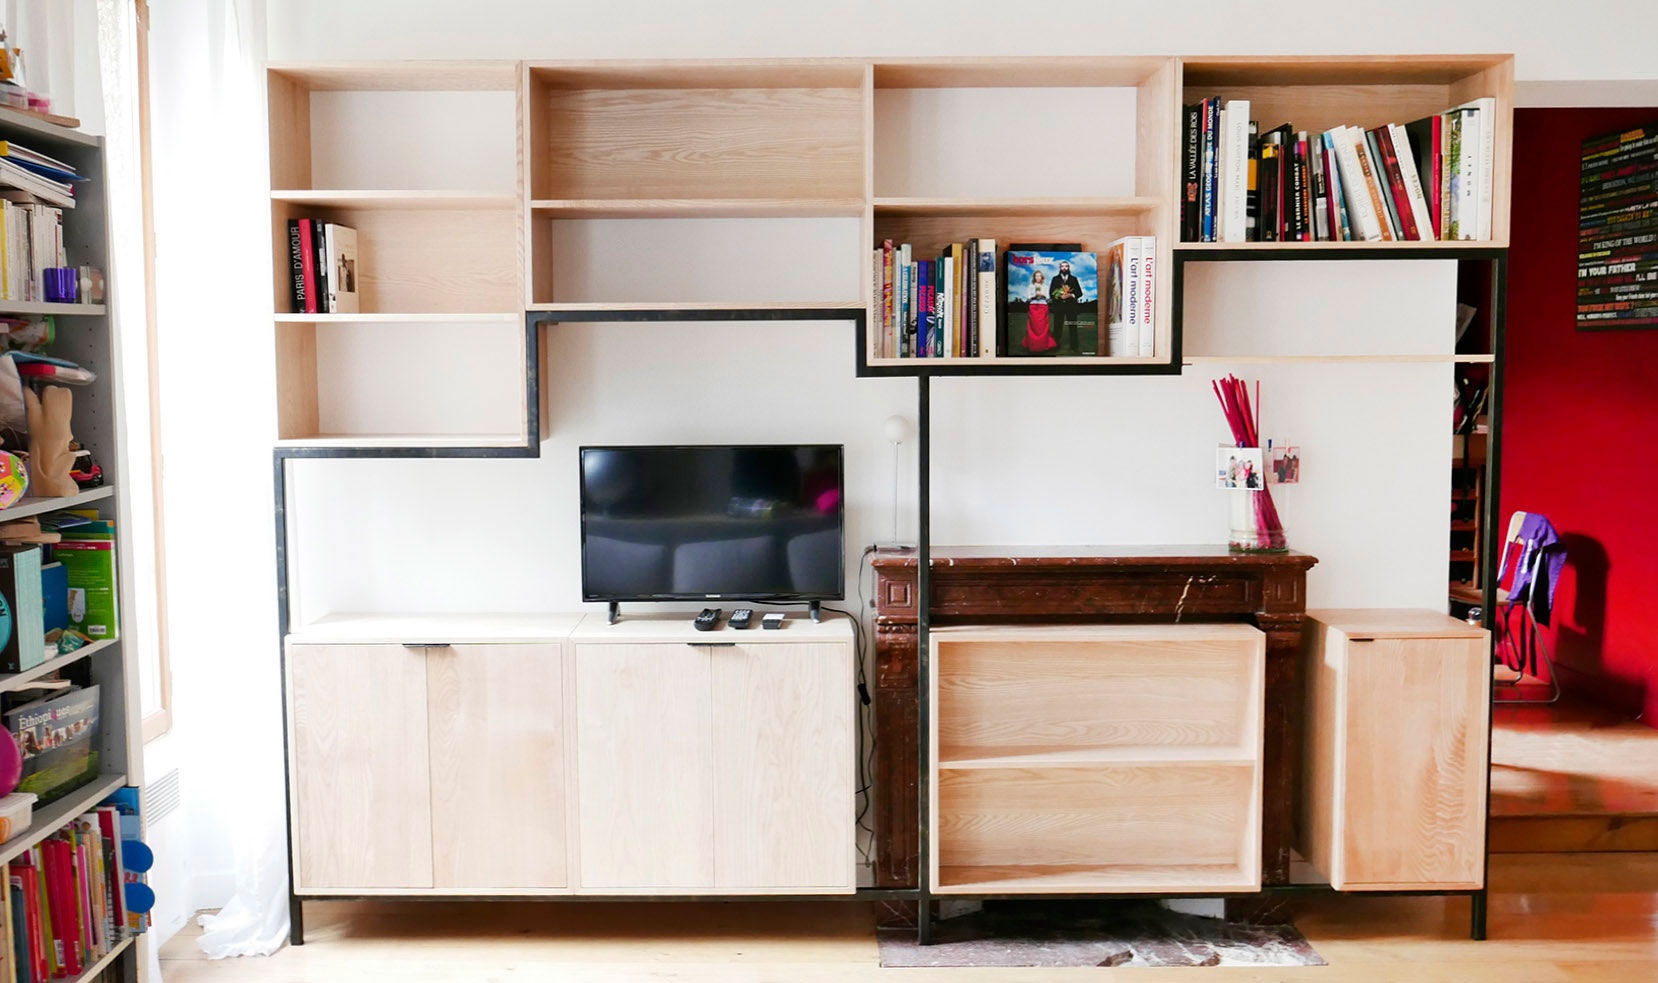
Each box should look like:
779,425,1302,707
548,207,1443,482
276,258,1506,944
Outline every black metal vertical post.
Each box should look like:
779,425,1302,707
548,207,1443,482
274,453,304,946
1474,252,1507,942
916,372,932,945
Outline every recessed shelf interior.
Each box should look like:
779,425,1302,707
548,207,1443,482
276,316,527,443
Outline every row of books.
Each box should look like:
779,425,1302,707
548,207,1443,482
286,219,360,314
0,803,145,983
1183,96,1498,242
871,238,1157,359
0,201,64,303
0,143,79,212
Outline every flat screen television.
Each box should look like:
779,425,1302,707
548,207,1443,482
579,444,845,605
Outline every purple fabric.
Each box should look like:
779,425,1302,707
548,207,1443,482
1502,512,1565,626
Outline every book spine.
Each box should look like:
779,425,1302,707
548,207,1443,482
298,218,316,314
1125,238,1142,352
916,260,930,357
1138,237,1156,357
1245,121,1260,241
1207,97,1220,242
977,238,996,358
1323,136,1352,241
880,240,893,360
1308,135,1329,240
1182,104,1201,241
896,246,909,358
1456,108,1480,241
1373,126,1421,240
907,261,919,357
1330,128,1378,241
1430,114,1444,238
43,842,78,977
313,221,329,315
953,244,965,358
1351,128,1395,241
1389,123,1435,241
1362,128,1403,239
1223,101,1249,242
1216,105,1228,241
287,220,306,313
1287,138,1306,241
1473,98,1496,241
870,249,881,359
1259,146,1278,242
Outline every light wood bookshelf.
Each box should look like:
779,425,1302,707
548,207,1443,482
264,52,1513,438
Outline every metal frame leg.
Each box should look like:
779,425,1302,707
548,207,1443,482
1471,889,1487,940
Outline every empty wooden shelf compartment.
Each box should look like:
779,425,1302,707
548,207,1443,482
929,623,1265,894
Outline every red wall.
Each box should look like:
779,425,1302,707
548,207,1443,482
1502,108,1658,721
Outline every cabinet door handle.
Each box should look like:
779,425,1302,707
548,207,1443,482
404,642,452,649
687,642,737,648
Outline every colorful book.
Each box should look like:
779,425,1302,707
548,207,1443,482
1372,125,1420,240
1388,123,1436,242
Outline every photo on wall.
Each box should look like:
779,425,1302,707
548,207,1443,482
1004,248,1100,356
1216,446,1265,489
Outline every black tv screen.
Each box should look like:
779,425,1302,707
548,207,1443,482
579,444,845,602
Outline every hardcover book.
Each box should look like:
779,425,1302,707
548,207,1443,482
323,223,359,314
1005,249,1099,357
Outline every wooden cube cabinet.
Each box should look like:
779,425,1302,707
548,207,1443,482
928,624,1265,894
283,612,856,897
1298,609,1490,891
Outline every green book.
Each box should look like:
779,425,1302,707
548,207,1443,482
0,544,44,673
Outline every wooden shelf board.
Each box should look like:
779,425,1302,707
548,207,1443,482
0,300,106,316
529,300,863,313
274,433,527,450
935,863,1256,895
274,312,521,324
1449,550,1478,562
531,198,865,219
0,773,127,866
273,190,517,210
267,60,520,91
1177,239,1506,253
1182,54,1512,88
0,639,119,695
939,747,1256,770
873,196,1160,217
874,56,1169,89
867,355,1164,367
528,59,866,90
1183,354,1486,364
0,104,100,147
0,486,115,521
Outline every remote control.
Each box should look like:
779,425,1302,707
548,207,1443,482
729,608,754,630
761,612,786,630
694,608,721,631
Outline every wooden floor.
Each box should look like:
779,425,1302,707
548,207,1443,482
158,853,1658,982
1491,696,1658,851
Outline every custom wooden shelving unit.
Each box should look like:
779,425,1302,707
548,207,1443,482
265,52,1513,947
0,107,145,980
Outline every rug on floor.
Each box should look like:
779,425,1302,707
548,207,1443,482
877,901,1326,968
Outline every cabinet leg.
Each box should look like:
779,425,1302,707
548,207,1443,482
289,895,304,946
917,899,933,945
1470,890,1487,940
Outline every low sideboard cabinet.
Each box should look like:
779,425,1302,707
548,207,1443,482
282,612,857,928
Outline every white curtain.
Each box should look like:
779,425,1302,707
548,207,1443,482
137,0,288,959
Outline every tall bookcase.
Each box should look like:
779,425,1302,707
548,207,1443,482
266,53,1512,945
0,106,145,981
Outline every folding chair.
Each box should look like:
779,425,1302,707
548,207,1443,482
1492,510,1563,705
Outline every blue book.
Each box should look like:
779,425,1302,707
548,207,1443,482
917,260,931,357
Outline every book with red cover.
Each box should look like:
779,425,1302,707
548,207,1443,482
41,840,81,976
1370,126,1421,240
1403,114,1443,238
297,217,317,314
96,808,126,936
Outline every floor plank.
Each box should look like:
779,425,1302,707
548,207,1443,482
159,854,1658,982
1491,698,1658,818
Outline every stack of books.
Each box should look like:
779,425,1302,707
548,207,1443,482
0,143,78,211
1,806,143,982
1182,97,1498,242
286,219,360,314
872,237,1156,359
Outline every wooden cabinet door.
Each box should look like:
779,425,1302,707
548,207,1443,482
427,643,568,890
712,642,854,891
287,642,433,890
1339,635,1488,888
573,642,715,889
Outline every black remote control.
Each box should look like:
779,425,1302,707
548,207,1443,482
694,608,721,631
729,608,754,629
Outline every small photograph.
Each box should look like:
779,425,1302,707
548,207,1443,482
1270,445,1301,484
1216,446,1265,489
1005,249,1100,357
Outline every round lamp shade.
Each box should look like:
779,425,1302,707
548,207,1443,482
0,728,21,796
883,415,916,445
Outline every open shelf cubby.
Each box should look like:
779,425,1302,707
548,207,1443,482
929,625,1264,895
